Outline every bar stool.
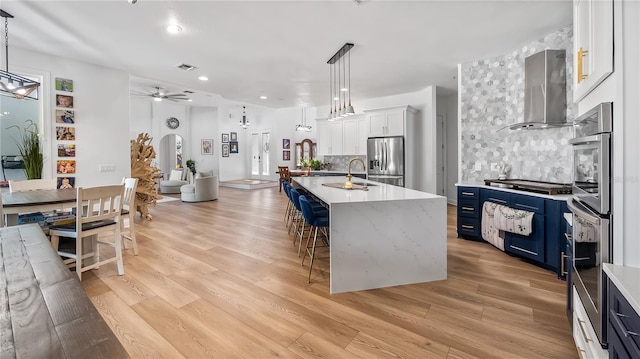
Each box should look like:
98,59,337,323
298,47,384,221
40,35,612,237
299,195,330,283
289,188,328,256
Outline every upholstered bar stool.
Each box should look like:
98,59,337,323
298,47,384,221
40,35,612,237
299,195,330,283
289,187,328,256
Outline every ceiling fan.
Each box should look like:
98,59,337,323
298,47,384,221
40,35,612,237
131,86,190,102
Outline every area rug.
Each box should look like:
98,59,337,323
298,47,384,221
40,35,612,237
156,196,179,204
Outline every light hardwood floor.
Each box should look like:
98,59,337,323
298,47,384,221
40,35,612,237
82,186,578,358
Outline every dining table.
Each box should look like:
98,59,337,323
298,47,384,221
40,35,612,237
2,189,77,226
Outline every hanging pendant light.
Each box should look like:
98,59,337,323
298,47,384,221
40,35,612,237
238,106,250,129
327,43,354,120
0,10,40,100
296,107,312,132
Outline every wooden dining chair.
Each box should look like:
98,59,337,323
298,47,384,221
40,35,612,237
121,177,139,255
49,185,125,280
278,166,291,192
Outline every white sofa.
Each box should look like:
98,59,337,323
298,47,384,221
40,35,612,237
180,171,218,202
159,169,188,194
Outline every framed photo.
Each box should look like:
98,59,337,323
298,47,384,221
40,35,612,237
57,144,76,157
222,133,229,143
56,160,76,174
283,138,290,149
201,139,213,155
55,109,75,124
57,177,75,189
283,150,290,161
56,126,76,141
55,78,73,92
230,141,239,154
222,143,230,157
230,132,238,141
56,94,74,108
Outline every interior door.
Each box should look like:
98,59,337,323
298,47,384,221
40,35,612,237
250,131,271,179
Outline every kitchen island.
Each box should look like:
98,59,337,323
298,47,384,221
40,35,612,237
293,176,447,293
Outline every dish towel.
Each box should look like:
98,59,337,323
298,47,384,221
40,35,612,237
493,204,534,236
574,216,597,243
481,201,505,251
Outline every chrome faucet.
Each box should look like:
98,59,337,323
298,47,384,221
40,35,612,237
346,158,366,183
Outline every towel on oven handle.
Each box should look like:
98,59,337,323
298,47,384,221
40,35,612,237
481,201,505,251
493,204,534,236
574,216,597,242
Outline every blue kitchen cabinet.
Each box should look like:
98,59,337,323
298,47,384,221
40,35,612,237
608,278,640,359
456,187,480,240
504,193,545,262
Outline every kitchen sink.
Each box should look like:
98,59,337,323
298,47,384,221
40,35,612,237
351,182,377,186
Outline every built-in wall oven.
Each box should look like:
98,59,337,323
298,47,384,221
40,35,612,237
568,102,612,347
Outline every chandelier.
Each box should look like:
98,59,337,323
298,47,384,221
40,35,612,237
0,10,40,100
238,106,249,129
296,107,311,132
327,43,355,121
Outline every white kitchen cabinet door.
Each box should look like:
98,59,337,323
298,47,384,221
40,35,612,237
342,117,368,155
329,121,343,155
385,112,404,136
369,114,387,137
574,0,613,102
317,121,331,155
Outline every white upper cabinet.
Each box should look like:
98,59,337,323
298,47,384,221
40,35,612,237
574,0,614,102
316,121,343,155
342,116,368,155
368,110,405,137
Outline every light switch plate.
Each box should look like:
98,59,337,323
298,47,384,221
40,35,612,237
99,164,115,172
474,161,482,171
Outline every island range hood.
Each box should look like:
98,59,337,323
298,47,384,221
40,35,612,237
510,49,567,130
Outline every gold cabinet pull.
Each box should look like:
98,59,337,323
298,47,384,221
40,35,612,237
561,252,569,276
461,225,474,229
577,47,589,83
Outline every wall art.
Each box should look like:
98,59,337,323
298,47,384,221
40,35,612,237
55,78,73,92
222,133,229,143
55,109,75,124
56,94,74,108
56,160,76,174
229,141,239,154
57,177,75,189
201,139,213,155
222,143,229,157
230,132,238,141
56,127,75,141
283,150,290,161
57,144,76,157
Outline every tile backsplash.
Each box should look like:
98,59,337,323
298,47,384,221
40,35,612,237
322,155,367,172
460,25,576,184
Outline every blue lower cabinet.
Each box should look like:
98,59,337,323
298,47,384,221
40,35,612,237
457,217,480,238
504,214,545,262
609,280,640,359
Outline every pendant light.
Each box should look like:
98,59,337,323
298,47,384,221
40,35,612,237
296,107,312,132
327,43,354,120
238,106,249,129
0,10,40,100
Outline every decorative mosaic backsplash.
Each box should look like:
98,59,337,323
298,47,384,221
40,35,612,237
460,25,576,184
322,155,367,172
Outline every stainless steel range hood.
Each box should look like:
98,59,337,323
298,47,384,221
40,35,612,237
510,49,567,130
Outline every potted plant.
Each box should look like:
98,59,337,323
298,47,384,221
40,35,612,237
186,159,196,176
7,120,43,179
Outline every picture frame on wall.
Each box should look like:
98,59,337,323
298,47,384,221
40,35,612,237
283,150,290,161
222,143,230,157
55,109,75,124
57,177,75,189
55,78,73,92
56,160,76,174
222,133,229,143
56,127,76,141
201,139,213,155
230,141,239,154
283,138,290,149
230,132,238,141
56,94,74,108
57,144,76,157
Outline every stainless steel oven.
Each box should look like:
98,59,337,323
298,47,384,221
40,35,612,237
568,102,612,347
570,102,612,216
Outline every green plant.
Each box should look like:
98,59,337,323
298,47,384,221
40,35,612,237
303,158,324,170
186,159,196,175
7,120,43,179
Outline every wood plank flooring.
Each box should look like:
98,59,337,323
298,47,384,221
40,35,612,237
82,186,578,358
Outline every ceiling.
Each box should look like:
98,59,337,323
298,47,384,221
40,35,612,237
3,0,572,108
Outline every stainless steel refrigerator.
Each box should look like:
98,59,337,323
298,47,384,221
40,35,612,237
367,136,404,187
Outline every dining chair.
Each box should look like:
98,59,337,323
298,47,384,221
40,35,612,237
278,166,291,192
49,184,125,280
121,177,139,255
8,178,56,192
299,195,330,283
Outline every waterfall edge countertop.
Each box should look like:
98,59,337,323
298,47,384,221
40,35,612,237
293,176,447,294
295,176,443,204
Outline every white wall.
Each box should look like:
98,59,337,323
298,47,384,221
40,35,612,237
436,91,458,204
11,47,130,188
190,107,219,174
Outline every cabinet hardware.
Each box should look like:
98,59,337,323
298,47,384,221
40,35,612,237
461,225,474,229
577,319,593,343
461,207,474,211
577,47,589,83
561,252,569,276
565,233,572,240
576,346,586,359
612,311,639,337
510,245,537,256
461,192,474,196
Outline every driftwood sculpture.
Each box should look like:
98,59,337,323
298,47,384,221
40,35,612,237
131,133,162,220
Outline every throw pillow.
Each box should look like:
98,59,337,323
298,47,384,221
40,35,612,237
169,169,183,181
198,170,214,178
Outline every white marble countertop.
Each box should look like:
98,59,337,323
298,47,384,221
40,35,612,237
603,263,640,315
455,182,573,201
294,176,443,204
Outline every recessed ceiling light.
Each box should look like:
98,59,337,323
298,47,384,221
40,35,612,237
167,24,182,34
259,96,267,100
187,99,193,102
198,76,208,81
